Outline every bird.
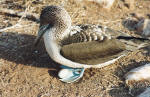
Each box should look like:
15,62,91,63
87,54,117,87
34,5,150,83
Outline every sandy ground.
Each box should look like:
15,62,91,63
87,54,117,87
0,0,150,97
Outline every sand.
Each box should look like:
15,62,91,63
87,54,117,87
0,0,150,97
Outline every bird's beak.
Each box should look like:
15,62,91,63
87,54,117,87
34,24,50,46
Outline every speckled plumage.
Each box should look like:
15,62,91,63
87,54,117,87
35,5,150,68
40,5,71,41
61,25,107,45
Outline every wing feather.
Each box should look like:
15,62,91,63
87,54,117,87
61,25,106,45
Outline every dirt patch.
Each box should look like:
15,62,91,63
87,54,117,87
0,0,150,97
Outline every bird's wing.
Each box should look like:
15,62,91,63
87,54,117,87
60,24,150,65
61,38,127,65
61,24,110,45
61,24,131,45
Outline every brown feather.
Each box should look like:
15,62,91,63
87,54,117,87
61,39,127,65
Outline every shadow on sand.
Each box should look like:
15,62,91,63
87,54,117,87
0,32,61,77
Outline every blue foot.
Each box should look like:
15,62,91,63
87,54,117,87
58,65,85,83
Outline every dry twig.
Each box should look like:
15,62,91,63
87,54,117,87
0,8,39,23
0,1,39,32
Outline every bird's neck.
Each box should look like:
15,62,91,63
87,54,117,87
43,26,70,45
43,28,60,59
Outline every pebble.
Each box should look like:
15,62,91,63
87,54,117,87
125,63,150,85
136,19,150,37
87,0,115,9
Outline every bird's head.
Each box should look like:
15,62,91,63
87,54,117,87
34,5,71,46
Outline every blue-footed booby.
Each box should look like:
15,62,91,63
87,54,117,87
34,5,150,83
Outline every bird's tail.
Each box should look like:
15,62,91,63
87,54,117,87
104,27,150,51
116,36,150,51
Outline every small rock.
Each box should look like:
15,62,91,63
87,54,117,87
122,18,138,31
136,19,150,37
131,13,144,21
122,13,150,38
125,63,150,95
136,19,144,32
124,0,135,9
3,20,9,23
122,13,145,31
137,87,150,97
142,19,150,37
125,63,150,84
139,6,143,9
87,0,116,10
